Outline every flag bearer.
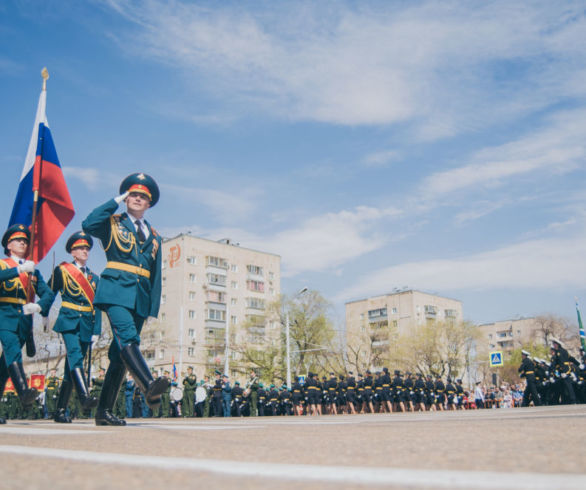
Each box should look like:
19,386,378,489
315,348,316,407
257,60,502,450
0,224,54,424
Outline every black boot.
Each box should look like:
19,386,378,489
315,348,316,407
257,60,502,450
8,362,37,407
71,368,98,410
54,379,73,423
120,344,169,408
95,364,127,426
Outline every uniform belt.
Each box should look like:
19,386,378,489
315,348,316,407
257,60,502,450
106,261,151,278
0,297,26,305
308,386,318,390
61,301,93,312
525,371,534,374
383,384,390,387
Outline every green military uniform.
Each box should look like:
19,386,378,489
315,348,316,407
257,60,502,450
45,375,60,417
0,225,54,418
182,369,197,417
161,375,171,418
246,373,259,416
82,173,167,426
90,372,105,418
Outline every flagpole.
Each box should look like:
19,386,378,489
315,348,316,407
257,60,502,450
27,67,49,279
575,298,586,351
24,68,49,359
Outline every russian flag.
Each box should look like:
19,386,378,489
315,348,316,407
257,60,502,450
172,357,177,381
9,86,74,262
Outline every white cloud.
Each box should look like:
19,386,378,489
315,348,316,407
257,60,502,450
64,166,102,191
160,205,402,277
421,108,586,197
362,150,401,168
162,183,261,224
336,231,586,302
104,1,586,134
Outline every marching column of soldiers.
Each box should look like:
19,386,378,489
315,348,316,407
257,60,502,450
1,172,585,423
2,338,585,421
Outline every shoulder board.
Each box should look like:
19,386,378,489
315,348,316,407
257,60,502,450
112,214,122,224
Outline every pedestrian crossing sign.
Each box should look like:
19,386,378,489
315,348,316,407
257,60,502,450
489,351,503,367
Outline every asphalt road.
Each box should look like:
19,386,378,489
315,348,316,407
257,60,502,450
0,405,585,489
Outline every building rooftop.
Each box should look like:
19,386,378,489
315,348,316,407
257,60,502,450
162,232,281,258
345,288,462,305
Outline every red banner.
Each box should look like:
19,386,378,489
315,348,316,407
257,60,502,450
30,373,45,390
5,378,15,393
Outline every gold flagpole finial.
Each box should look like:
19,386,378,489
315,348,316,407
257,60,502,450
41,67,49,91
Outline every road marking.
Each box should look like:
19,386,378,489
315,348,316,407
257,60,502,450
129,423,261,431
0,445,584,489
0,427,103,435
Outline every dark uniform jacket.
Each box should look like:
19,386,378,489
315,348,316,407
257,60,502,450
82,199,162,318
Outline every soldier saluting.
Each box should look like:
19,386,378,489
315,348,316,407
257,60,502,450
49,231,102,423
82,173,169,426
0,224,54,424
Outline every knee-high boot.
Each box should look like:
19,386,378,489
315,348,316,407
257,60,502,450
54,379,73,423
71,368,98,410
120,344,168,408
95,363,127,426
8,362,37,407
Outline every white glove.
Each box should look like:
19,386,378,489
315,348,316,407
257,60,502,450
17,260,35,274
561,372,567,379
580,364,585,370
23,303,42,315
114,191,130,204
549,377,555,383
91,335,99,344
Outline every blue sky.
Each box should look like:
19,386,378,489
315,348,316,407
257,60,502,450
1,0,586,326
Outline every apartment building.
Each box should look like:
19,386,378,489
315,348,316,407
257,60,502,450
143,233,281,379
345,289,463,370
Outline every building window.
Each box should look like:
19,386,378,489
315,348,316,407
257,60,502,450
207,256,228,268
368,308,387,319
269,288,275,296
231,264,238,272
392,320,398,328
231,281,238,289
189,274,196,283
488,334,493,339
207,309,226,321
187,347,194,356
231,298,237,306
144,350,155,360
189,291,196,301
207,290,226,303
187,256,197,264
188,328,195,338
159,349,165,360
160,312,166,321
231,315,237,325
246,297,265,310
161,294,166,305
391,307,397,314
188,310,196,319
207,273,226,286
445,309,457,319
269,271,274,280
247,280,264,292
247,264,264,276
162,260,167,270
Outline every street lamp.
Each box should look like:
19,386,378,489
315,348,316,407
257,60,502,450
286,287,308,388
